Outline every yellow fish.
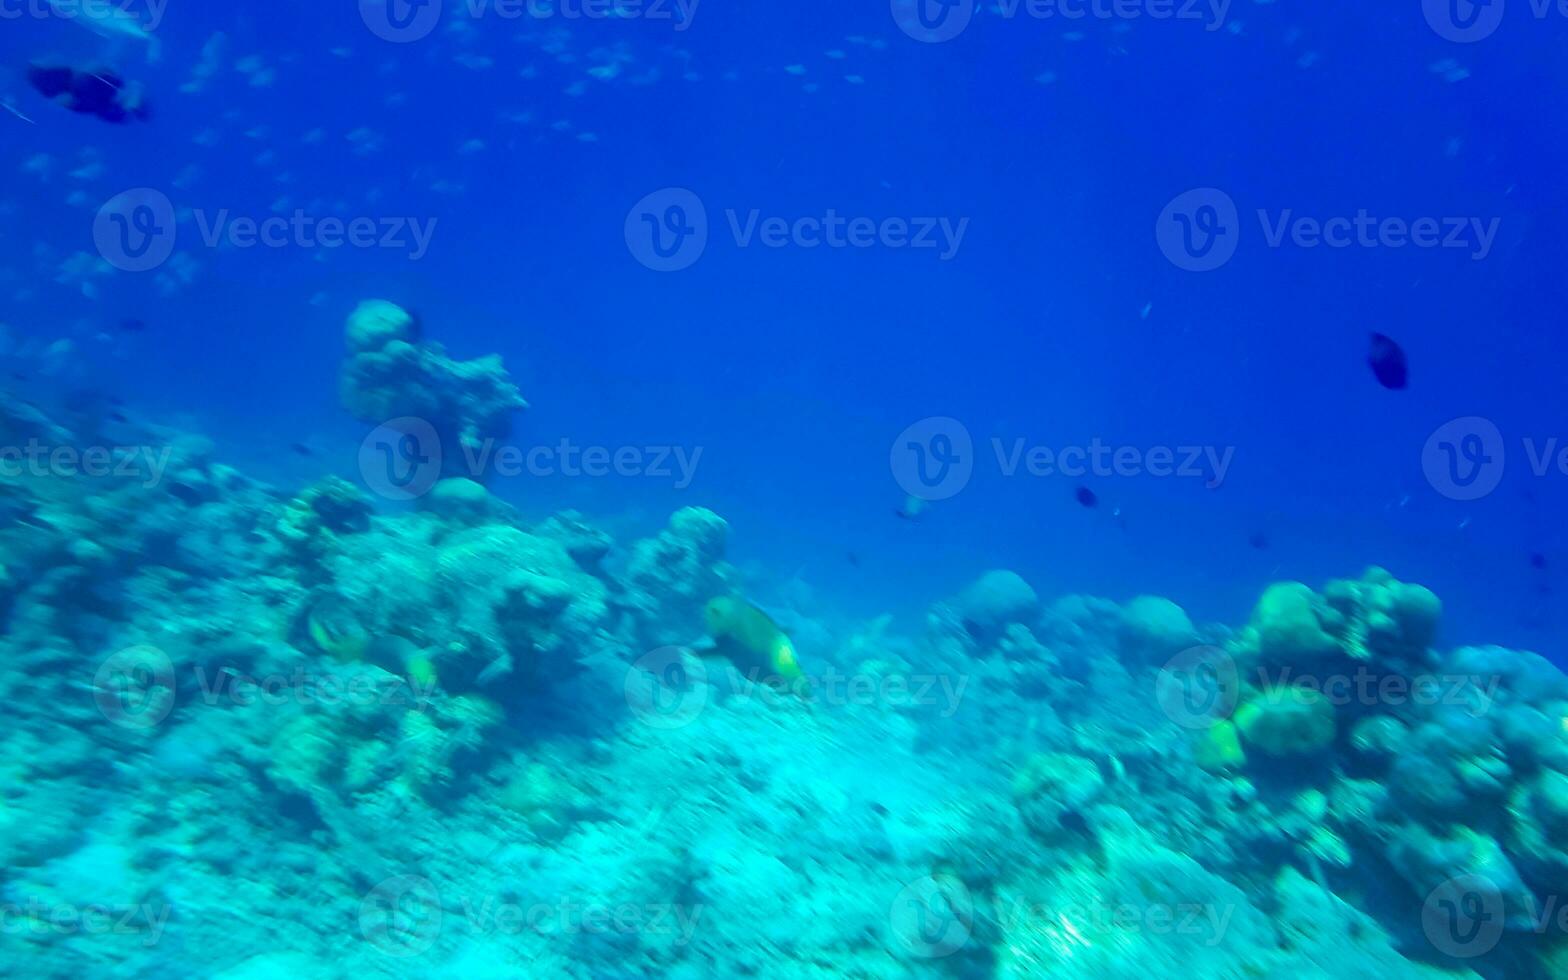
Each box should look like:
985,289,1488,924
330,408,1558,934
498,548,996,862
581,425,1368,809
305,593,370,662
703,596,805,688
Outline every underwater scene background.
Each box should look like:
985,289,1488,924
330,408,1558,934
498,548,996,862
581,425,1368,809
2,0,1568,977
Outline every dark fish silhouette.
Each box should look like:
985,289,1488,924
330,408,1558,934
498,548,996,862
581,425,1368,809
290,443,315,457
1530,552,1548,570
119,318,148,332
28,63,150,125
1249,531,1270,550
1074,486,1098,508
1368,332,1408,390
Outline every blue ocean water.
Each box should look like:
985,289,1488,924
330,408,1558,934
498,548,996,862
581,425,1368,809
4,2,1568,977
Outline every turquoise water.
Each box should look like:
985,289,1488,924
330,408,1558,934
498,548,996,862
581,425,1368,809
2,2,1567,977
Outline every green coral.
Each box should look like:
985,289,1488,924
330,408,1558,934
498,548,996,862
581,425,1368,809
1234,686,1337,756
1251,582,1343,667
1192,719,1246,773
1244,569,1441,672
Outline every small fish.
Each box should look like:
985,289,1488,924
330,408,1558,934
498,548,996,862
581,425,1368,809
703,596,805,690
1074,486,1098,508
1367,332,1409,390
1249,531,1270,550
28,64,151,125
290,442,314,457
305,593,370,662
1,101,35,124
108,411,129,424
846,552,861,568
1530,552,1548,571
119,318,147,332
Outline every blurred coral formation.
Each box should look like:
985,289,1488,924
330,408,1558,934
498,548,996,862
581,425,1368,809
2,304,1565,978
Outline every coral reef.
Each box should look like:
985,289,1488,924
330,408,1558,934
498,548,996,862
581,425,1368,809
3,380,1565,979
339,300,528,477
